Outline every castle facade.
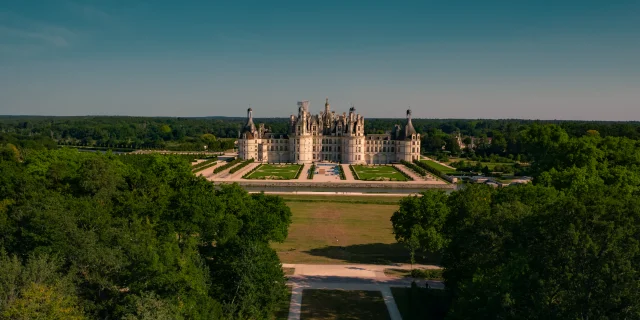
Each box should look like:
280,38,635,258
237,99,420,164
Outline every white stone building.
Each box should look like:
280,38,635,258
237,99,420,164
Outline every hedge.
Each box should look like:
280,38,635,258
213,157,242,174
400,159,426,176
308,164,316,179
348,165,359,180
229,158,254,174
293,164,304,179
191,157,218,172
338,164,346,180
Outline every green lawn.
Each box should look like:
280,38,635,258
420,160,457,174
272,199,438,264
245,164,302,180
300,290,391,320
351,165,408,181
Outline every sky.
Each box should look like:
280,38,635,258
1,1,639,120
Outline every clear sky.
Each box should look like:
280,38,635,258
1,1,639,120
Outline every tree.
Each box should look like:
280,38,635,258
391,191,450,255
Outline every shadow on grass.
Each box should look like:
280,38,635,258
303,243,440,265
301,289,390,320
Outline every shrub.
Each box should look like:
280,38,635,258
338,165,346,180
307,164,315,179
213,157,242,174
410,268,443,280
229,158,254,174
348,165,359,180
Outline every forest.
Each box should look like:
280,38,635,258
392,124,640,319
2,116,639,155
1,117,640,318
0,148,292,319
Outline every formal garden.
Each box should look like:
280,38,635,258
350,165,410,181
244,163,303,180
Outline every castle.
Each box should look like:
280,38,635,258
237,99,420,164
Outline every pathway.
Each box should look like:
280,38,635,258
296,163,312,180
284,263,443,320
340,164,355,180
394,164,424,181
194,161,224,178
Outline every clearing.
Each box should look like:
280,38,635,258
274,196,437,264
351,165,409,181
245,164,302,180
300,289,391,320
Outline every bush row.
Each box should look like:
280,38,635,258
400,160,427,176
348,165,359,180
293,164,304,179
191,157,218,171
307,164,315,179
338,165,346,180
229,158,254,174
213,157,241,174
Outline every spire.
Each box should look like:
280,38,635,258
242,107,256,134
405,107,416,138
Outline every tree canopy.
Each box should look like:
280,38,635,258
392,124,640,319
0,148,292,319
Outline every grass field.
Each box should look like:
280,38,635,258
245,164,302,180
421,160,457,174
351,165,408,181
273,196,438,264
300,290,391,320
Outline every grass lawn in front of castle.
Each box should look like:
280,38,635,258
245,164,302,180
351,165,409,181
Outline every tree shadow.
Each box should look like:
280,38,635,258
303,243,440,265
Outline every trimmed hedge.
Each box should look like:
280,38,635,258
400,159,426,176
308,164,316,179
191,157,218,172
229,158,254,174
348,165,359,180
338,164,346,180
214,157,241,174
293,164,304,179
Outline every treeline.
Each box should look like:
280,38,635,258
2,116,639,154
0,147,292,319
391,123,640,318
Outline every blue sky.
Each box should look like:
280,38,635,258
1,1,639,120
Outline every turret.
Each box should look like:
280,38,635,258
405,108,416,138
